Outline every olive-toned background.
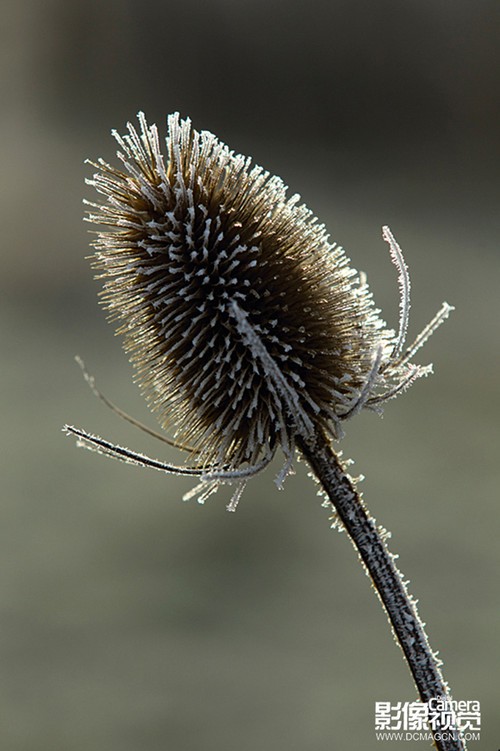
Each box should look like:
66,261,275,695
1,2,498,749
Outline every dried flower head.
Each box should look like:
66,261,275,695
67,112,452,508
64,116,464,750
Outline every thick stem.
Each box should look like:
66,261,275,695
297,427,466,751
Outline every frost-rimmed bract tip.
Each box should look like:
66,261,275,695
66,112,452,508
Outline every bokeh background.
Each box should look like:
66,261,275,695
1,1,499,749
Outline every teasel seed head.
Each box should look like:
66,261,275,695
77,112,452,505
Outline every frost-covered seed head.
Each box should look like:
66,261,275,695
85,112,451,476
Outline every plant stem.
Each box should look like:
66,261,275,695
297,427,466,751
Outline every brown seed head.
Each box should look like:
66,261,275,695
85,113,451,479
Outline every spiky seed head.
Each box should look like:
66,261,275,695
85,113,446,474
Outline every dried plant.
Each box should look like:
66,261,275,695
65,113,465,750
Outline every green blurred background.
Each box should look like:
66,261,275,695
1,1,498,749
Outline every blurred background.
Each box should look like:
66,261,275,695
1,1,499,749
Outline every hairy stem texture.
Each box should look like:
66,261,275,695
298,429,466,751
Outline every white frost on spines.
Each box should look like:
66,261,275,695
66,420,278,510
382,226,411,363
182,479,221,505
64,424,206,476
396,301,454,369
368,363,433,407
336,345,384,419
230,300,315,441
226,481,247,512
